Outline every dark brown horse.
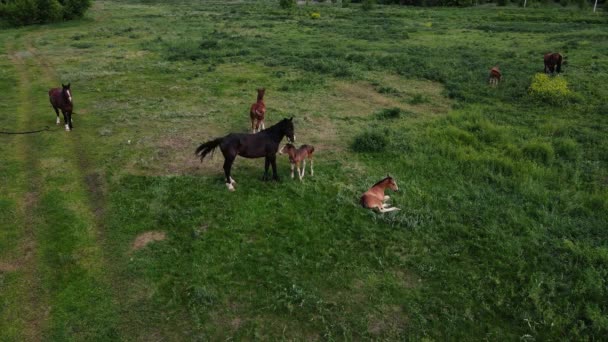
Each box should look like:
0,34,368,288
488,65,502,86
195,117,295,191
250,88,266,133
279,143,315,181
360,175,400,213
49,83,74,131
544,53,563,74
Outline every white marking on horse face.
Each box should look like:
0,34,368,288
66,90,72,103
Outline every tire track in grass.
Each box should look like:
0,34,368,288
7,37,121,340
1,39,49,342
25,25,177,340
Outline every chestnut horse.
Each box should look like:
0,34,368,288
544,53,563,74
488,66,502,86
49,83,74,131
195,117,295,191
360,175,400,213
279,143,315,181
250,88,266,133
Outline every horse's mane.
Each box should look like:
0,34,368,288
372,176,392,187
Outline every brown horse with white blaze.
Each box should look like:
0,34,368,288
360,175,400,213
49,83,74,131
250,88,266,133
279,143,315,180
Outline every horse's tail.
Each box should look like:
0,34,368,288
195,137,224,161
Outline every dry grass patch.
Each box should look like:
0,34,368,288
131,231,166,252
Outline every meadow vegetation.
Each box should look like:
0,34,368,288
0,0,606,340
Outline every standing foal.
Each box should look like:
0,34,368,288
488,66,502,86
279,143,315,181
49,83,74,131
250,88,266,133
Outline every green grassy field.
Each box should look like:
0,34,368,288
0,0,607,340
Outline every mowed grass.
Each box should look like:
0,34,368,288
0,0,607,340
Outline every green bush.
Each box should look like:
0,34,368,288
0,0,91,26
351,131,389,152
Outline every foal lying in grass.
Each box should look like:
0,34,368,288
279,143,315,181
360,175,400,213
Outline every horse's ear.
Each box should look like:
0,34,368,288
289,117,293,121
67,83,71,88
62,83,66,88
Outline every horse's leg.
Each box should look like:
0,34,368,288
263,156,270,181
296,161,302,181
251,118,255,133
223,156,236,191
384,195,390,201
270,154,279,181
310,158,314,176
62,110,70,131
300,160,306,180
290,163,295,179
67,111,73,129
379,206,400,213
261,120,265,131
53,106,60,125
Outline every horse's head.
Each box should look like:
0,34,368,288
62,83,72,104
384,174,399,191
282,117,295,143
257,88,265,101
279,143,296,155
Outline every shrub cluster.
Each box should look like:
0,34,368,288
0,0,91,26
351,131,389,152
528,73,574,105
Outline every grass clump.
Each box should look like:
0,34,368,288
376,107,404,119
522,140,555,164
553,138,579,161
528,73,574,105
310,12,321,19
351,130,389,152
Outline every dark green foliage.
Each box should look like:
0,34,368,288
522,141,555,164
376,107,408,119
0,0,91,26
351,130,389,152
279,0,295,9
362,0,375,10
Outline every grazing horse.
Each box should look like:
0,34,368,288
195,117,295,191
250,88,266,133
49,83,74,131
360,175,400,213
544,53,563,74
279,143,315,181
488,66,502,86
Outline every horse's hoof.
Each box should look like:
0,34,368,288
226,183,235,191
65,125,71,131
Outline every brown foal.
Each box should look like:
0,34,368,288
279,143,315,181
